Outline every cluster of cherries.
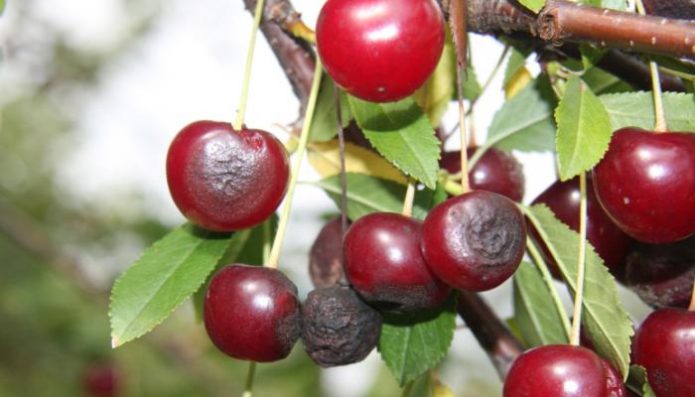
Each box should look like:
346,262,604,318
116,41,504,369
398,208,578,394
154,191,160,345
161,0,695,395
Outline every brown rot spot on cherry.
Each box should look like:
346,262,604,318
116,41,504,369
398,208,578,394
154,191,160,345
309,218,346,289
301,285,382,367
421,191,526,291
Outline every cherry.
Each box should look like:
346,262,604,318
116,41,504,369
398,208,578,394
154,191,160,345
301,284,382,367
343,212,450,312
82,362,120,397
632,308,695,397
592,128,695,244
622,236,695,308
203,264,301,362
643,0,695,20
504,344,625,397
530,176,632,278
440,148,525,202
167,121,290,232
316,0,445,102
309,218,346,289
421,191,526,291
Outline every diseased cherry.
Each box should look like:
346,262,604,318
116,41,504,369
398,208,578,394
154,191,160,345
592,128,695,244
421,191,526,291
316,0,445,102
632,308,695,397
343,212,450,312
622,236,695,308
301,284,382,367
440,148,525,202
167,121,290,232
530,176,632,278
203,265,301,362
504,344,625,397
309,218,346,289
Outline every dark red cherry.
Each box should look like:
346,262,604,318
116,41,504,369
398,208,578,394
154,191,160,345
316,0,445,102
440,148,525,202
622,236,695,308
531,176,633,278
309,218,346,289
343,212,450,312
421,191,526,291
504,345,623,397
82,362,120,397
592,128,695,244
203,264,301,362
632,308,695,397
167,121,290,232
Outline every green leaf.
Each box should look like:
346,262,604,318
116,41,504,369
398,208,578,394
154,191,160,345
581,67,634,95
485,76,557,153
0,1,5,15
601,91,695,132
627,365,657,397
461,61,482,101
601,0,627,10
347,96,440,188
314,173,436,221
555,75,612,181
513,261,570,347
378,297,457,386
309,73,352,142
517,0,545,13
527,205,634,377
413,34,456,127
110,224,234,347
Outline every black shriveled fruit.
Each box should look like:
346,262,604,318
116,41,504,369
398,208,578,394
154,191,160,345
621,235,695,308
309,218,346,289
301,285,382,367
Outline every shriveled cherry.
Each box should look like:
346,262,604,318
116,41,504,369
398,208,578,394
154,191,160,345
632,308,695,397
167,121,289,232
421,191,526,291
504,344,624,397
530,176,632,278
301,284,382,367
203,264,301,362
316,0,445,102
592,128,695,244
309,218,346,289
440,148,525,202
343,212,450,312
622,235,695,308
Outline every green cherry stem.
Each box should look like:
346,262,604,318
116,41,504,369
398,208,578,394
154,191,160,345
401,180,416,217
241,361,257,397
267,59,323,269
233,0,267,130
569,172,588,346
635,0,668,132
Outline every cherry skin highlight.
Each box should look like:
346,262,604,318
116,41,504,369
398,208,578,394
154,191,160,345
592,128,695,244
531,176,632,278
343,212,450,312
504,345,623,397
440,147,525,202
203,264,301,362
632,308,695,397
167,121,290,232
421,191,526,291
316,0,445,102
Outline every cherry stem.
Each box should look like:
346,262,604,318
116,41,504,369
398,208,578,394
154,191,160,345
241,361,257,397
233,0,267,130
635,0,668,133
401,181,416,217
334,86,348,237
456,66,471,194
569,172,588,346
267,59,323,269
525,236,572,339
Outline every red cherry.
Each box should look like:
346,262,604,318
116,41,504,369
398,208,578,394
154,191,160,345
421,191,526,291
166,121,289,232
530,176,633,278
504,345,624,397
203,265,301,362
309,218,347,289
632,308,695,397
440,148,525,202
343,212,450,312
316,0,445,102
82,362,120,397
592,128,695,244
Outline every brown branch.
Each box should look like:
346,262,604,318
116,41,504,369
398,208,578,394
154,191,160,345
538,0,695,59
456,291,524,379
